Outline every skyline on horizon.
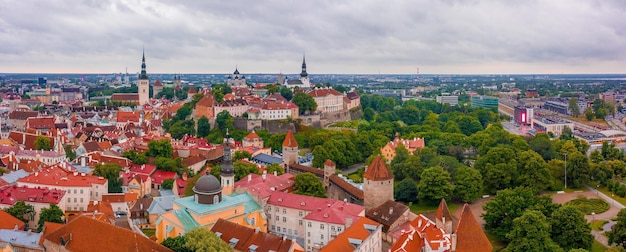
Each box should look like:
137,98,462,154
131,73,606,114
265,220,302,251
1,1,625,75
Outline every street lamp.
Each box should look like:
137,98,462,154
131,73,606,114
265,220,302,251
563,152,567,189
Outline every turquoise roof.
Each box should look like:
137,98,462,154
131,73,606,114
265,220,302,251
173,209,199,231
175,192,262,216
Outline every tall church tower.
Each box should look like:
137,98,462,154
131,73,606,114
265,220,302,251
221,132,235,195
138,50,150,105
299,54,310,87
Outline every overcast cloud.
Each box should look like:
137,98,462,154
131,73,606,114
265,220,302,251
0,0,624,74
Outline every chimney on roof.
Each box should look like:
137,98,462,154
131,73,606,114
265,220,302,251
273,171,277,176
262,170,266,181
389,207,394,215
27,229,31,236
255,227,260,234
248,174,252,182
14,224,18,231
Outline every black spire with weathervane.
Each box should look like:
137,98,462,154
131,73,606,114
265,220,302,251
300,54,308,78
221,129,234,176
139,49,148,80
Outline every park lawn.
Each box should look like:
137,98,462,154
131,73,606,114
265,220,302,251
408,201,460,214
590,220,609,231
142,228,156,237
592,240,607,252
589,181,626,207
485,231,506,251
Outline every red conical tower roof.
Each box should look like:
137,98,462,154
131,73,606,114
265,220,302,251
282,130,298,148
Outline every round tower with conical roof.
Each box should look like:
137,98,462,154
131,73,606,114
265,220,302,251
363,155,394,210
282,130,299,172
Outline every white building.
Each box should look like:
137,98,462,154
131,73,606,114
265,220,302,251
227,68,247,87
307,87,344,114
436,95,459,106
0,186,67,229
266,191,364,252
17,162,108,211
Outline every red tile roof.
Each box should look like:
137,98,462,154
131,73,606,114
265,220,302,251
116,111,141,123
110,93,139,102
234,173,294,200
282,130,298,148
17,163,107,187
0,186,65,205
129,164,158,175
307,88,343,97
0,210,24,230
320,217,382,252
436,198,452,224
268,191,363,225
454,204,492,252
211,218,294,252
187,86,196,94
244,131,261,141
8,110,38,120
42,215,172,252
25,117,56,130
363,156,393,181
38,222,65,245
324,159,335,166
153,80,163,87
196,95,215,107
151,170,177,185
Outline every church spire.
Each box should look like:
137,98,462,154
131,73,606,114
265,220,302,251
221,129,234,176
300,54,308,78
139,49,148,80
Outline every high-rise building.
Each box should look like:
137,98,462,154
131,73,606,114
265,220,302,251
138,50,149,105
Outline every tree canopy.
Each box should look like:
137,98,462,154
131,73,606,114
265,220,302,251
34,136,52,151
550,205,593,251
505,210,563,252
146,139,174,158
4,201,35,226
292,92,317,115
37,204,64,232
294,172,326,198
93,163,123,193
184,227,233,252
417,166,453,202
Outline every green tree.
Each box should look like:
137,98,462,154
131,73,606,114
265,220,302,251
567,151,590,188
265,163,284,175
162,178,175,190
483,187,559,241
585,109,594,121
390,145,410,180
184,227,233,252
294,172,326,198
233,151,252,161
530,133,556,161
292,92,317,115
457,116,483,136
569,98,580,117
280,87,293,101
64,145,76,161
505,210,564,252
453,166,483,203
162,236,191,252
197,116,211,138
215,110,234,135
34,136,51,151
156,157,178,172
93,163,123,193
609,208,626,248
122,150,148,164
234,161,260,181
175,104,192,121
516,150,552,192
417,166,453,202
4,201,35,225
37,204,64,232
169,120,196,139
550,206,593,251
560,126,574,141
146,139,174,158
475,146,518,194
395,178,418,203
363,107,375,121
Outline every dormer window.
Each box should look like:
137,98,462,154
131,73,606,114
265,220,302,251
249,244,258,252
229,238,239,247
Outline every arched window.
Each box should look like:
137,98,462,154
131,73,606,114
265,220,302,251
213,195,220,204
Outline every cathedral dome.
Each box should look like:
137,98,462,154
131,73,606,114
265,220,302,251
193,174,222,194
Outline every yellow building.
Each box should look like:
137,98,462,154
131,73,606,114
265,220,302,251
155,174,267,243
380,133,425,162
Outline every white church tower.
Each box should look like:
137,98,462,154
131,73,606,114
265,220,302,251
299,54,310,87
138,50,150,105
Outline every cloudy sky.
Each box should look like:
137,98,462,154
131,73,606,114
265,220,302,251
1,0,625,74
